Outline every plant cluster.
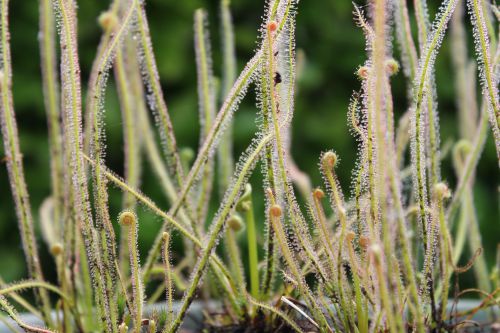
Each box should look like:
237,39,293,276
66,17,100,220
0,0,499,332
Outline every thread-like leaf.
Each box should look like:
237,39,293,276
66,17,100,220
166,0,297,222
410,0,458,258
119,211,143,332
0,296,56,333
467,0,500,163
82,153,238,305
451,1,478,140
161,232,174,331
266,197,331,331
51,0,115,330
414,0,442,188
394,0,418,80
134,1,185,190
86,3,138,331
0,0,53,326
39,0,64,246
167,92,297,331
0,280,69,302
194,8,216,225
217,0,236,196
0,278,42,319
114,33,144,277
115,36,143,211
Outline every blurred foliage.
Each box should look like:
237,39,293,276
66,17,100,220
0,0,498,290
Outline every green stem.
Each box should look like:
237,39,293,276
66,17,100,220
238,186,260,300
452,141,491,293
447,106,489,222
225,216,247,298
435,185,452,321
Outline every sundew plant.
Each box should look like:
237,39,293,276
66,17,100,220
0,0,499,332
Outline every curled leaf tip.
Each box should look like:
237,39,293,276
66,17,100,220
50,243,63,256
270,204,282,218
359,236,370,249
385,58,399,76
313,188,325,199
369,243,383,264
98,11,118,31
267,21,278,32
119,210,136,227
119,323,128,333
346,231,356,242
227,215,244,231
322,151,338,169
357,66,370,79
433,182,451,200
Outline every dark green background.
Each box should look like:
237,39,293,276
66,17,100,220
0,0,498,289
